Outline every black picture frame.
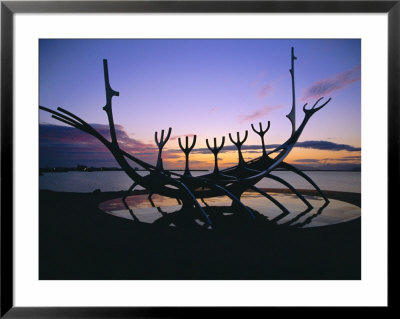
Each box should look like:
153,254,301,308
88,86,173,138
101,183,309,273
1,1,394,317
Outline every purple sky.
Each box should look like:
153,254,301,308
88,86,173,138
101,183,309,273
39,39,361,170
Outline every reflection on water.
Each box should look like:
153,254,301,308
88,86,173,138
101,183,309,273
40,170,361,193
98,191,360,229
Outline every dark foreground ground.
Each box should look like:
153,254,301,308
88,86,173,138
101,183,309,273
39,189,361,280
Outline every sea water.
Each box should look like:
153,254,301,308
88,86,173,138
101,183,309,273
39,170,361,193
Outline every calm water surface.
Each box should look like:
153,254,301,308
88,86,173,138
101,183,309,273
39,171,361,193
99,191,361,228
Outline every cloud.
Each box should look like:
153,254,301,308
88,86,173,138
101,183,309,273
258,84,273,98
302,65,360,100
40,123,157,167
292,155,361,168
167,140,360,155
209,107,217,113
40,123,361,169
162,153,182,160
321,157,361,163
332,158,360,162
187,144,262,155
40,123,154,149
238,105,284,124
295,140,361,152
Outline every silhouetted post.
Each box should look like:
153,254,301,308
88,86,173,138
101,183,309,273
178,135,197,176
251,121,270,157
286,47,297,137
154,128,172,171
102,59,120,145
228,130,248,167
206,137,225,175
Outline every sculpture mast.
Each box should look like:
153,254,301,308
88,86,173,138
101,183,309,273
286,47,297,137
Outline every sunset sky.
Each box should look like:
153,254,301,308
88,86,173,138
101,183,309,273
39,39,361,170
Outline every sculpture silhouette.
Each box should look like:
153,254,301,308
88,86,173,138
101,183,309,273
39,47,331,228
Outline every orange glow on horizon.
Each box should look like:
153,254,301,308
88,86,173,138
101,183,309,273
160,147,361,170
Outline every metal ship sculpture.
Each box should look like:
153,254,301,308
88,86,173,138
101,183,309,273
40,47,331,228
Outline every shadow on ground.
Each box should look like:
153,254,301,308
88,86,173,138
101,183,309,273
39,189,361,280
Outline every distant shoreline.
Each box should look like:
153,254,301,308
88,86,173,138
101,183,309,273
39,168,361,173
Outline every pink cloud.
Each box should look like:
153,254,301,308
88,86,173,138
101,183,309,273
238,105,284,124
39,123,157,167
302,65,360,100
258,84,273,98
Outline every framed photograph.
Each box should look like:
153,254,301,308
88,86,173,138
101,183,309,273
1,0,394,316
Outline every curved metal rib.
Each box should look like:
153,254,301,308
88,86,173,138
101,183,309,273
209,183,255,219
278,162,329,203
293,201,330,228
266,173,313,209
121,182,140,222
249,185,290,215
174,179,213,226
